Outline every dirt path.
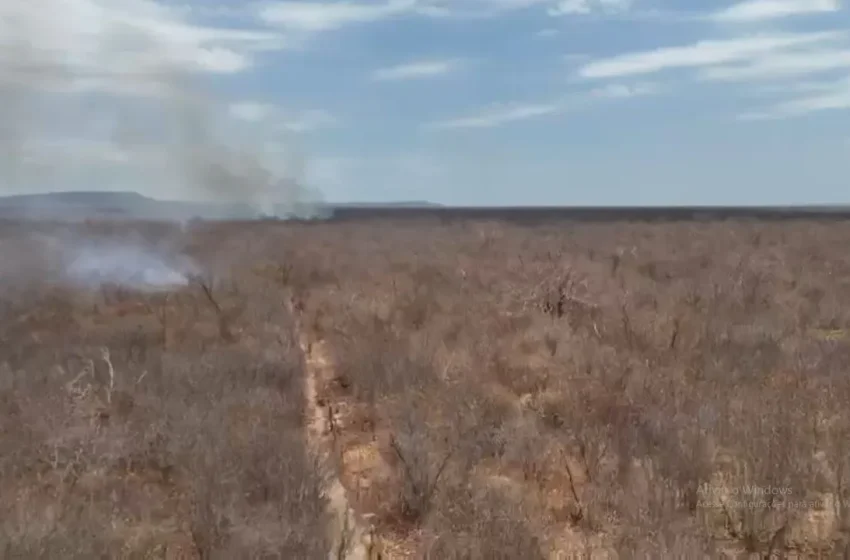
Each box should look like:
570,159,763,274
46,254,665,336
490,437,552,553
295,319,378,560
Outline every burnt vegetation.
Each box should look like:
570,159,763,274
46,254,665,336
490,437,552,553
3,217,850,557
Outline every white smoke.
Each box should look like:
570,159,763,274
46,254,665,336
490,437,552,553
0,0,323,217
0,229,200,293
64,240,197,291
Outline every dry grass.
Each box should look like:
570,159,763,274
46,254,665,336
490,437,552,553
292,219,850,558
0,221,329,559
4,217,850,558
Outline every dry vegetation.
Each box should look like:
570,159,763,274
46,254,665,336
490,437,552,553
0,221,329,559
3,217,850,558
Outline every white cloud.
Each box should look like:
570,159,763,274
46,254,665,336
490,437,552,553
698,49,850,81
371,59,462,81
712,0,840,22
258,0,415,32
549,0,632,16
429,0,636,18
402,0,569,19
535,28,560,38
432,0,686,21
428,102,561,129
427,78,661,130
591,82,659,97
430,0,550,15
0,0,287,96
746,78,847,96
229,101,337,132
578,31,843,79
557,0,850,121
740,76,850,118
262,0,647,21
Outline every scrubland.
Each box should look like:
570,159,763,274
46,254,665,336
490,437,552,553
3,218,850,558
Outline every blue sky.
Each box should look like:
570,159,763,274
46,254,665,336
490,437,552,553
3,0,850,206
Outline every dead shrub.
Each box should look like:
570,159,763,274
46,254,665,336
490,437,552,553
423,481,545,560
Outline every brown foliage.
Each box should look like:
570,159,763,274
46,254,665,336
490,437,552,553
296,219,850,557
0,222,329,559
6,218,850,557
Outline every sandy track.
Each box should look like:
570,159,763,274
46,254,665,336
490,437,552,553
291,307,378,560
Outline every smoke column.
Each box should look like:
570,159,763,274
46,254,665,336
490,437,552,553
0,1,324,218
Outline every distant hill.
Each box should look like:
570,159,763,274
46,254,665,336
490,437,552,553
0,191,155,220
2,191,850,223
0,191,152,206
0,191,443,221
0,191,319,221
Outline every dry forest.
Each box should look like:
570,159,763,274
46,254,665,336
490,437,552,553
2,217,850,559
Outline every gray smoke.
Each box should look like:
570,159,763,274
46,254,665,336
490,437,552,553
0,229,200,293
64,240,198,291
0,1,324,218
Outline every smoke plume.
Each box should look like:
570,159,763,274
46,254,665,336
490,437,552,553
64,239,197,291
0,0,323,218
0,227,200,294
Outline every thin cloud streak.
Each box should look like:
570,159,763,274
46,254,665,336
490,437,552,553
428,102,562,129
740,76,850,119
257,0,416,32
427,82,659,129
371,59,463,81
698,49,850,82
712,0,840,22
578,32,845,79
229,101,337,132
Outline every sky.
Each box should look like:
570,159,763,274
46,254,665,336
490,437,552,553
1,0,850,206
